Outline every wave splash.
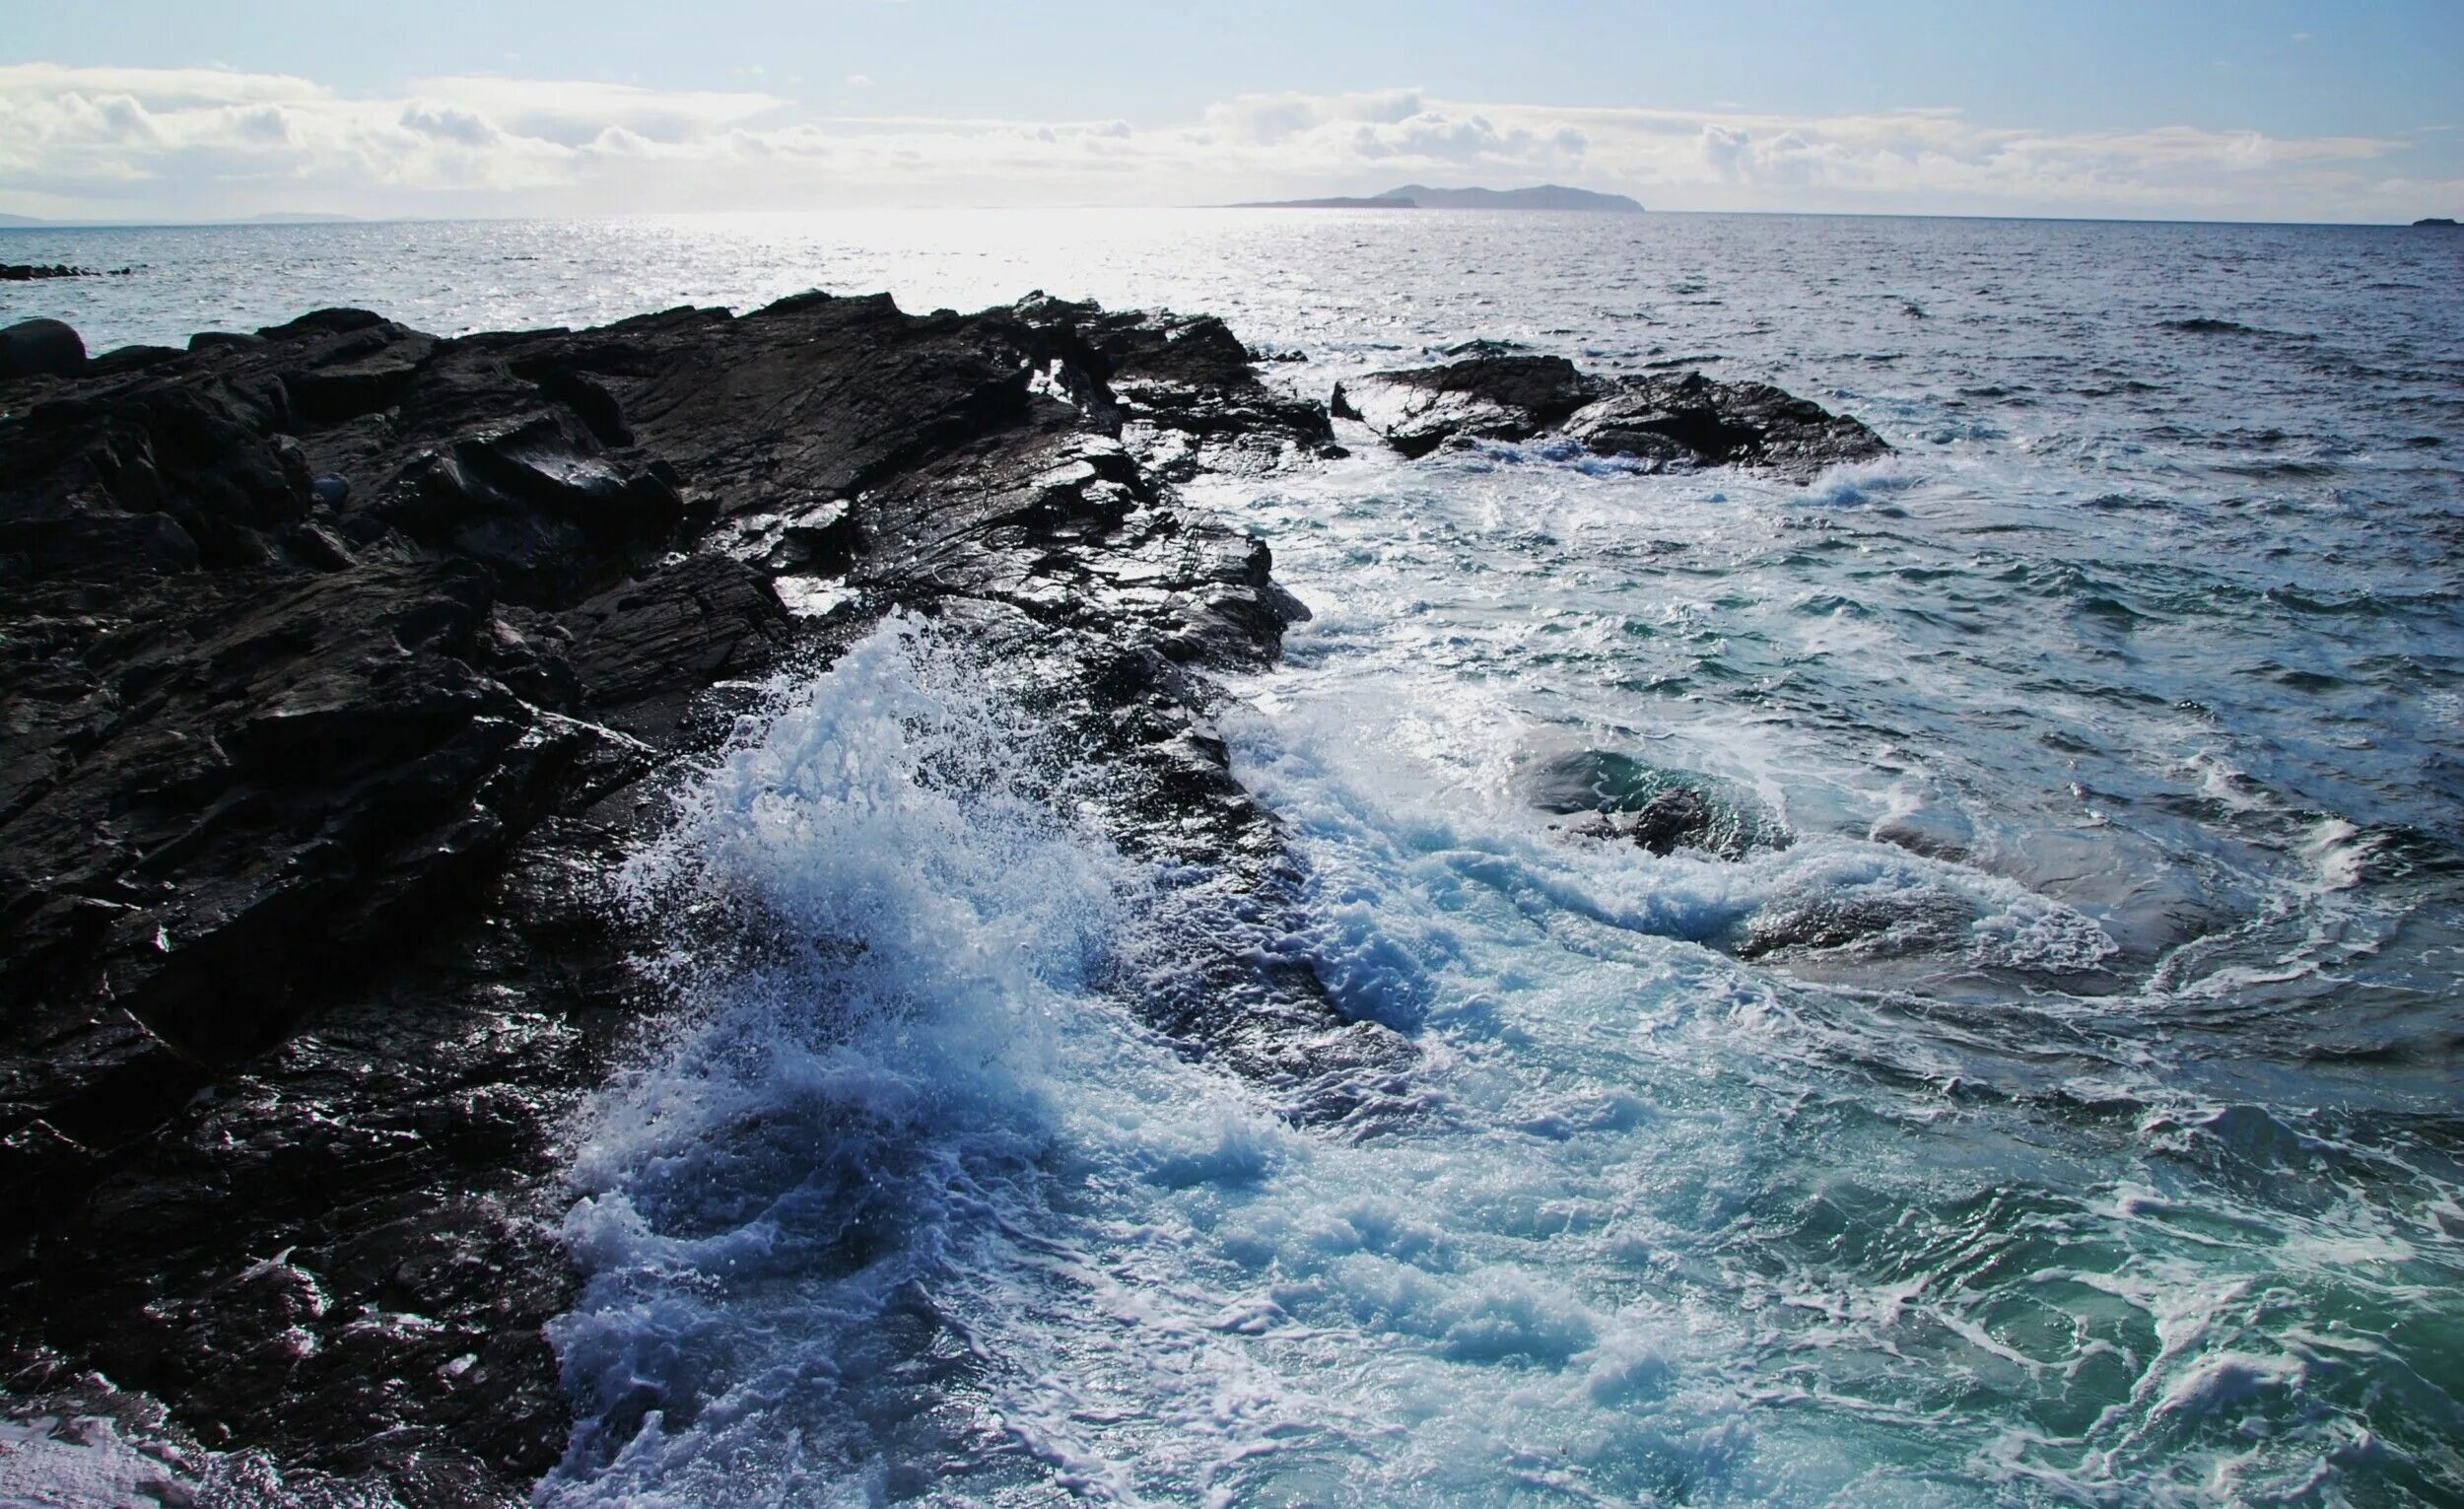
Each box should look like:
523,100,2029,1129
537,620,1768,1506
543,618,1130,1504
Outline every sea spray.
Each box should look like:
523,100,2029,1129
545,618,1133,1503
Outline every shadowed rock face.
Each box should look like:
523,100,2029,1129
1335,354,1887,476
0,290,1392,1503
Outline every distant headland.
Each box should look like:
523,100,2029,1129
1234,183,1644,212
2416,216,2459,228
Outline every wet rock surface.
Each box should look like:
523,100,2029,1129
0,291,1394,1502
1335,353,1887,476
1533,749,1792,860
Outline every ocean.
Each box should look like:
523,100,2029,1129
6,210,2460,1505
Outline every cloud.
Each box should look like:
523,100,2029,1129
400,102,501,147
0,64,2444,222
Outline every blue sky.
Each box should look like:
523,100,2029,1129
4,1,2459,221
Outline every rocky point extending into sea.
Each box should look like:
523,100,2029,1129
0,292,1882,1503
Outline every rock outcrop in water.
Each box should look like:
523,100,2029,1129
0,291,1384,1503
2,263,117,282
1530,749,1792,859
1334,352,1886,476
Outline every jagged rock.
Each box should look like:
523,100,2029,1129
1338,354,1606,457
1567,371,1889,475
1339,353,1886,476
0,290,1371,1503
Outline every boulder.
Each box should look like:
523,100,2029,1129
0,317,86,379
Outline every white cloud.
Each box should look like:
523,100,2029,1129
0,64,2444,222
400,102,501,147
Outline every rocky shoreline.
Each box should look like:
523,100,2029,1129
0,293,1882,1502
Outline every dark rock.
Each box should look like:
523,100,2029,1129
1534,749,1790,858
1734,888,1977,959
1340,352,1886,477
1623,787,1713,857
1338,354,1607,457
85,345,185,378
1,264,95,282
1004,295,1341,476
0,317,86,379
1568,371,1889,476
0,288,1381,1503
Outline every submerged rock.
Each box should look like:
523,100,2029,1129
1531,749,1790,858
0,291,1389,1501
1338,353,1886,477
1733,886,1979,960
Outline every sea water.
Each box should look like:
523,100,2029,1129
6,210,2459,1505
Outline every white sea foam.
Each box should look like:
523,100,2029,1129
528,585,2464,1507
539,623,1927,1504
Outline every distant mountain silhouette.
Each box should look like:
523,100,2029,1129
1235,183,1643,212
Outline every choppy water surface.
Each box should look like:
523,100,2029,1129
11,212,2460,1504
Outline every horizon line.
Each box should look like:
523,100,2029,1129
3,206,2451,232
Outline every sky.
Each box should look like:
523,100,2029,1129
4,0,2459,223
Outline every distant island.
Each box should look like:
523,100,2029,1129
1235,183,1644,212
2416,217,2459,228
